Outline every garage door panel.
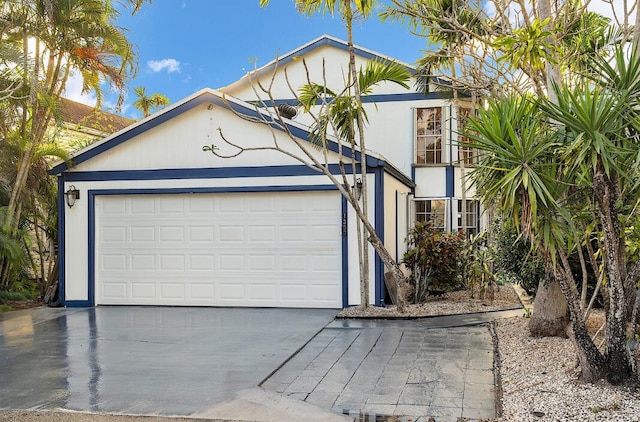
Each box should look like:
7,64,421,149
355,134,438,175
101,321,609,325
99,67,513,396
158,226,185,243
189,255,214,270
131,197,155,214
189,226,214,242
130,226,154,242
96,191,342,307
102,226,127,243
158,196,184,213
131,254,155,270
190,284,214,300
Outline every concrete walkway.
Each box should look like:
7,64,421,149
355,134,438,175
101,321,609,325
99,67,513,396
262,310,522,422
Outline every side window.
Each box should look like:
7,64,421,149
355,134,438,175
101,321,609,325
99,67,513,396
415,199,446,230
457,107,477,165
458,199,479,236
415,107,443,165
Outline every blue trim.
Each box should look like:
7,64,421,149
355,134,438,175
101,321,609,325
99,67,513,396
449,104,453,165
49,90,385,175
251,36,416,82
268,91,454,107
63,164,364,182
395,191,399,262
58,176,66,306
65,300,92,307
86,185,341,307
374,167,385,306
87,190,96,306
446,166,455,197
341,197,349,308
50,93,211,174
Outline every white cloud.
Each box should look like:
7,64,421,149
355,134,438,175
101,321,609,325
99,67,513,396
147,58,181,73
62,70,97,106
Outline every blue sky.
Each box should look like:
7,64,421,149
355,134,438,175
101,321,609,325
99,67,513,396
65,1,429,119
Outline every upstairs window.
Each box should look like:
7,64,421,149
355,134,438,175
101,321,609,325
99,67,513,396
457,107,477,165
415,107,443,165
415,199,446,231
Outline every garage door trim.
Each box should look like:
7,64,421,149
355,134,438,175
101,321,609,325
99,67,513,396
81,185,347,307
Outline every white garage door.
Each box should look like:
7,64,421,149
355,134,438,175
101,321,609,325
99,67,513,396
95,191,343,308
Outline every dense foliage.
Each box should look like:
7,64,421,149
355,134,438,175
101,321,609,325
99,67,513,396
403,222,465,303
0,0,147,299
492,222,544,296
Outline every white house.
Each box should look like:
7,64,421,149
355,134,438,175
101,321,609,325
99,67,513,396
50,35,480,309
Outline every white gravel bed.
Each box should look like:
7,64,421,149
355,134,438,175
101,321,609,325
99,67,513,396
495,316,640,422
337,284,522,318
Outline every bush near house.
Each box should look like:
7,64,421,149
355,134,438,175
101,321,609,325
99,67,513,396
492,221,544,297
403,222,465,303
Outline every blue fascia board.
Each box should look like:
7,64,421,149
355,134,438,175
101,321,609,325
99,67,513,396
57,176,66,306
341,197,349,308
374,166,385,306
269,91,454,107
252,37,416,82
50,90,382,175
63,164,366,182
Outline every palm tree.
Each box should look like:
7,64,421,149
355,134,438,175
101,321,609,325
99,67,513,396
261,0,406,309
468,44,640,383
133,86,170,118
0,0,146,289
298,59,410,307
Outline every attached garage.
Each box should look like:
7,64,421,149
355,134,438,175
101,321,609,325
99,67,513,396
51,88,413,309
95,191,343,308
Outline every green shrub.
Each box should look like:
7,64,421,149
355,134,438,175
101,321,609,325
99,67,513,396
492,221,544,296
461,232,496,300
403,221,465,303
0,290,31,304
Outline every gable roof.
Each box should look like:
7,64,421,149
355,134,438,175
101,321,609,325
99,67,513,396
49,88,413,187
221,35,416,93
60,97,134,136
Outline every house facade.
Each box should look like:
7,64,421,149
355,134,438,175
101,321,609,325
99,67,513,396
50,35,481,309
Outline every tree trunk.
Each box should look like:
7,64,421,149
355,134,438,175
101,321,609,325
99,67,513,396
344,1,370,309
529,266,569,337
592,166,636,383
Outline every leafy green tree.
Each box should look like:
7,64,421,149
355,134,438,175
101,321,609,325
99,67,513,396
467,44,640,383
0,0,148,290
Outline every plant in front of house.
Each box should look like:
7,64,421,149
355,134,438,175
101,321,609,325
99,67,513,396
403,221,465,304
492,220,544,297
461,232,496,301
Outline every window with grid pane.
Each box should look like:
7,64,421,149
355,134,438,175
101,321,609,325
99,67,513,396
457,107,477,165
415,200,446,230
458,199,479,236
415,107,442,165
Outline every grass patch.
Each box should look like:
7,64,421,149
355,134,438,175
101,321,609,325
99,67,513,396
0,290,32,304
0,304,13,312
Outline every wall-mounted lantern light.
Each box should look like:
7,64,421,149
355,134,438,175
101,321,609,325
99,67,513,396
64,185,80,208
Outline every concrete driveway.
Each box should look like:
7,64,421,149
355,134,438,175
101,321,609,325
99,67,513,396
0,306,337,416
